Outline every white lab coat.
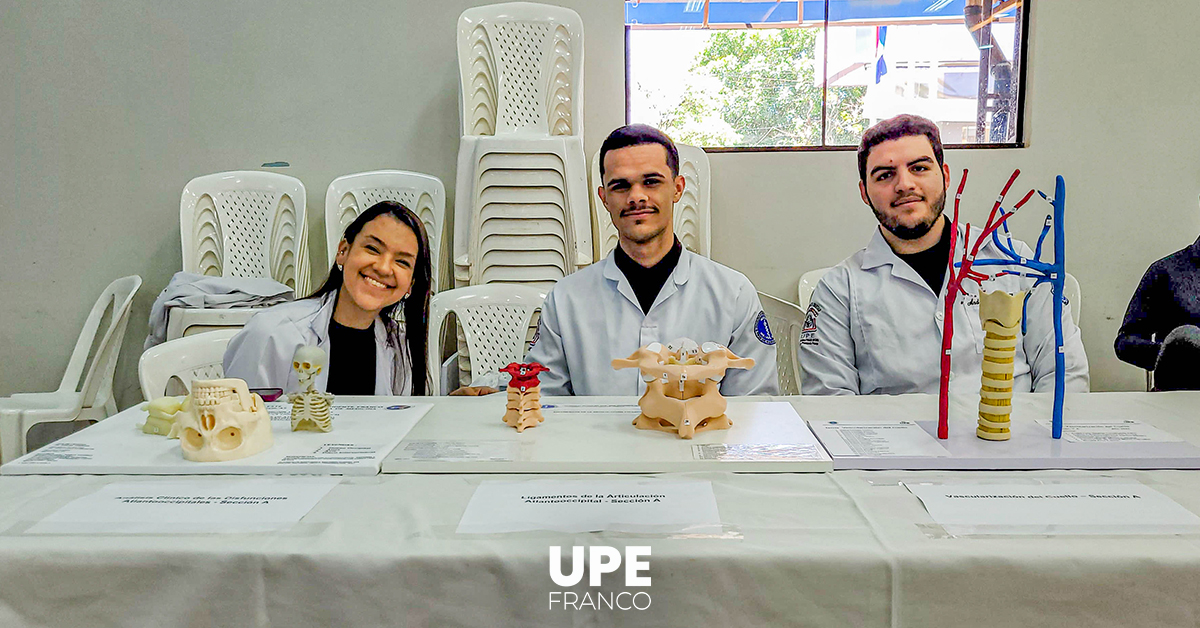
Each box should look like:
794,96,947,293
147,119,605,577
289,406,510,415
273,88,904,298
800,224,1089,396
527,249,780,396
223,292,412,395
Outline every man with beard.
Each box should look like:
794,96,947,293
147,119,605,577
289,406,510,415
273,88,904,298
799,114,1088,395
527,124,779,396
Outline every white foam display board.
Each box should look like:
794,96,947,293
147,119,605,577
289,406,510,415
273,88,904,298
799,392,1200,471
382,397,832,473
2,398,431,476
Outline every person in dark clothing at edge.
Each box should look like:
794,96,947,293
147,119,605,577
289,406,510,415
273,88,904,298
1115,235,1200,390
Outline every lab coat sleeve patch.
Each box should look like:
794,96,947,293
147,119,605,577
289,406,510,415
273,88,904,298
800,302,822,346
754,311,776,346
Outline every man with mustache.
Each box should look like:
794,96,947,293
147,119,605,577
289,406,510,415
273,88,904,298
527,124,779,396
799,114,1089,395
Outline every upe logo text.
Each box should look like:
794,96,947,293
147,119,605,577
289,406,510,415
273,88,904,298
548,546,651,611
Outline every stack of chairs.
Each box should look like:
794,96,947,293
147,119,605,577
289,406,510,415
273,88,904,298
450,2,591,385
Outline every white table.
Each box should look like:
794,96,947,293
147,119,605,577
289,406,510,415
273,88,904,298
0,392,1198,627
384,396,832,473
795,391,1200,470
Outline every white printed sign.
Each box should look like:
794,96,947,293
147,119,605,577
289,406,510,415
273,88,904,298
1035,419,1183,444
811,420,951,457
904,482,1200,535
28,478,340,534
457,479,721,534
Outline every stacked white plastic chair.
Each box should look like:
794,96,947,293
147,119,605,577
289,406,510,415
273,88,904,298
138,329,239,400
451,2,589,385
174,171,308,339
325,170,446,291
453,2,590,290
427,285,548,395
0,275,141,462
591,142,712,259
757,291,805,395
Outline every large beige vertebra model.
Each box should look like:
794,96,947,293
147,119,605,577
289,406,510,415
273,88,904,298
290,345,334,432
612,338,755,439
977,289,1026,441
175,378,274,461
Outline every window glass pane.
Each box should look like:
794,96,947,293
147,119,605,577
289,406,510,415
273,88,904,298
630,27,829,148
627,0,1026,148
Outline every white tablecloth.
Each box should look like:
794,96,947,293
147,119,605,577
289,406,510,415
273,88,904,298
0,392,1197,627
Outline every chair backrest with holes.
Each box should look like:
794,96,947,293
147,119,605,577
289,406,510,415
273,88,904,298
180,171,307,291
457,2,584,137
427,284,547,394
591,142,710,259
138,329,239,400
758,291,805,395
325,171,446,291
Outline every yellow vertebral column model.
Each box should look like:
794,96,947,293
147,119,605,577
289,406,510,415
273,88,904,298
977,289,1026,441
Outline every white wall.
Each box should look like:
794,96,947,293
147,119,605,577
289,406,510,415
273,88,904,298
0,0,1194,405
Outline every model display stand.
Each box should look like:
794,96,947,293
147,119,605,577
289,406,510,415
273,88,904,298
500,362,549,433
612,338,754,440
142,396,187,436
938,170,1070,440
174,378,274,462
290,345,334,432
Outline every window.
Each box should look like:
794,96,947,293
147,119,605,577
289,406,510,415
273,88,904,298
626,0,1029,149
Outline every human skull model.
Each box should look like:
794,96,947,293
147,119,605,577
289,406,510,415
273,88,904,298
175,378,274,462
292,345,327,392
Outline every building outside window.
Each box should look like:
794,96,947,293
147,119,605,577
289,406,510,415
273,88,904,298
626,0,1028,149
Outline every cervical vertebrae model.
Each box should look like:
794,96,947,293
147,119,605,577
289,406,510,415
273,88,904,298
977,289,1026,441
613,338,754,439
174,378,274,462
500,362,550,433
290,345,334,432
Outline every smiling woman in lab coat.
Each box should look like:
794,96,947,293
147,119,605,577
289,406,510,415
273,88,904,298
224,201,432,395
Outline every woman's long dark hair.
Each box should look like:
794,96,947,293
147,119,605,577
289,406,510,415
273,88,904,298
309,201,432,395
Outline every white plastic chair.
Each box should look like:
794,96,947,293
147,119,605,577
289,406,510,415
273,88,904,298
457,2,584,137
592,143,711,259
324,170,446,291
428,284,547,395
174,171,307,340
0,275,142,463
758,292,805,395
453,135,592,287
138,329,239,400
1064,272,1081,327
798,267,832,309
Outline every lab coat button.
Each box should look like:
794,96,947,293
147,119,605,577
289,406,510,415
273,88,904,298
935,311,944,322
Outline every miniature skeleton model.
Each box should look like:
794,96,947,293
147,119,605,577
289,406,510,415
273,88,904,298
938,170,1070,439
500,362,550,433
612,338,754,440
290,345,335,432
174,378,274,462
143,395,187,436
976,290,1027,441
